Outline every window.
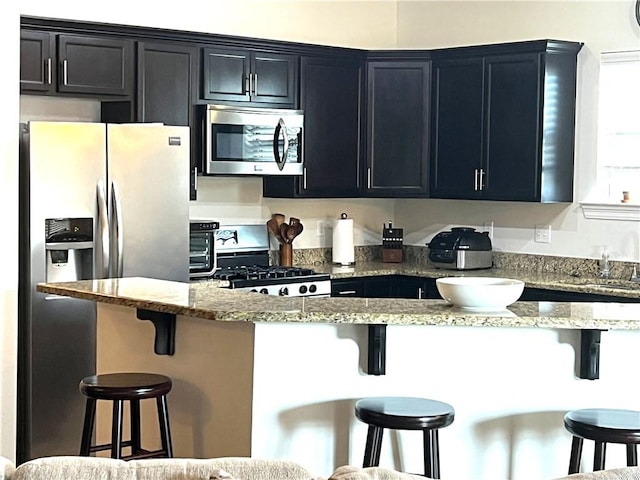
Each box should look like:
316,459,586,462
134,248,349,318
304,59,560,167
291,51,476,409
595,51,640,203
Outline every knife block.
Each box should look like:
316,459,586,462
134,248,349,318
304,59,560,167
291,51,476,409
382,224,403,263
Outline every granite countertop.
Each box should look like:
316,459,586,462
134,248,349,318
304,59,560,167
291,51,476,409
37,276,640,330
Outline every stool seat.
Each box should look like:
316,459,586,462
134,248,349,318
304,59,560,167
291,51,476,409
564,408,640,473
80,373,172,400
355,396,455,479
79,372,173,460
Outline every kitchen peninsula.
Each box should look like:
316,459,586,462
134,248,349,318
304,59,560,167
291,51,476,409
37,276,640,479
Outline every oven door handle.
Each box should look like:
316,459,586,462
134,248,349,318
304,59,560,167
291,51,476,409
273,118,289,171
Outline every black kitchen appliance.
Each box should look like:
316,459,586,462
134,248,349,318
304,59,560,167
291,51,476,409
189,220,219,279
428,227,493,270
212,224,330,297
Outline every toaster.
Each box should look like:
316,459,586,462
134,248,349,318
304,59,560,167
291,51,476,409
428,227,493,270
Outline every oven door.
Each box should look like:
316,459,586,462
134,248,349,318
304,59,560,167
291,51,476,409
189,222,218,279
203,104,304,176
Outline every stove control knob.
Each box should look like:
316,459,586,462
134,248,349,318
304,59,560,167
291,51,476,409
259,288,269,295
309,284,317,293
250,289,258,293
299,285,308,294
279,287,289,296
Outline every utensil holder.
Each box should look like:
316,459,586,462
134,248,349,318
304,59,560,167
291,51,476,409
279,243,293,267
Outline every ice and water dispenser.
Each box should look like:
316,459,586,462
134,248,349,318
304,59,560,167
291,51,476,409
45,218,94,283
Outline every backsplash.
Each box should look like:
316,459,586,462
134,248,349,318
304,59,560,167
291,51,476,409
282,245,639,281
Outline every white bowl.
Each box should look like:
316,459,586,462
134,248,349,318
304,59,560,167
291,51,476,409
435,277,525,311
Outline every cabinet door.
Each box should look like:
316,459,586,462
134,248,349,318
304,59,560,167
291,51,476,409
263,55,363,198
430,57,484,199
202,48,297,106
331,278,364,297
251,52,297,106
20,30,55,93
366,61,430,196
483,53,542,201
57,35,133,96
137,42,199,200
202,47,250,102
394,276,439,299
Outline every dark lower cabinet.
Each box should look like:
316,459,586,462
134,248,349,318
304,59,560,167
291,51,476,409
365,60,430,197
263,55,364,198
331,275,438,299
521,287,639,303
331,278,364,297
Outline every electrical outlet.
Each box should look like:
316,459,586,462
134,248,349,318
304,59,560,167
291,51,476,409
316,220,325,236
534,224,551,243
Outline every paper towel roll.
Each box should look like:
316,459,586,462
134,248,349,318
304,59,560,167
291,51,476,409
332,214,355,265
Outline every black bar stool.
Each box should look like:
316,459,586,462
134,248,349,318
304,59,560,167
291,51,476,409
355,396,455,479
564,408,640,474
79,372,174,460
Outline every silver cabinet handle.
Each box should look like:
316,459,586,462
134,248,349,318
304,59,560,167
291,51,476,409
367,168,372,189
194,165,198,192
111,181,124,278
97,180,110,279
474,169,479,191
253,73,258,95
479,168,485,191
303,167,307,190
418,287,423,299
245,76,250,95
46,57,52,85
62,59,68,86
337,290,357,295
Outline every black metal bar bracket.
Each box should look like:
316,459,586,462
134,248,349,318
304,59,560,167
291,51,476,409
367,324,387,375
136,309,176,356
579,329,603,380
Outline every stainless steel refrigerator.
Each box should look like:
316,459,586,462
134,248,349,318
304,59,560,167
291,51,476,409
18,121,190,463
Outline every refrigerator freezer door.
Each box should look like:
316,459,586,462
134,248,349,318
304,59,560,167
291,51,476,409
106,124,190,282
19,121,104,462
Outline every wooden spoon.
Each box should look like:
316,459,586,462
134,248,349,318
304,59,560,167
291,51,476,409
280,223,290,244
273,213,285,227
267,218,283,243
286,224,298,242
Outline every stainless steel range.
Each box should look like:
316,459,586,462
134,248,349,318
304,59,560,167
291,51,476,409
212,224,330,297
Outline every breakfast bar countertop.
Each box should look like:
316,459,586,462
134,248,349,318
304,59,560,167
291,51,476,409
36,274,640,331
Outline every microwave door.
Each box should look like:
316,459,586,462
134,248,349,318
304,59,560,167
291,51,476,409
273,118,289,171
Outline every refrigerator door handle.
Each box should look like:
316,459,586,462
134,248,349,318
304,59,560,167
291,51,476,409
111,181,124,278
97,180,110,279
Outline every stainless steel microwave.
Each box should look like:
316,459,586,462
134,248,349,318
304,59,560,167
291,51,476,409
202,104,304,176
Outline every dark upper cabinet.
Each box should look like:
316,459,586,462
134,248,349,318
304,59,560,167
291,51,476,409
20,30,56,93
21,30,134,97
365,60,430,197
430,41,582,202
137,42,199,200
202,47,298,106
263,55,364,198
101,40,199,200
